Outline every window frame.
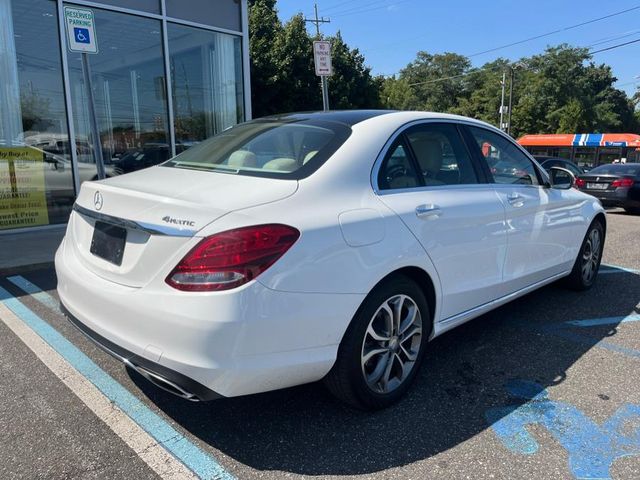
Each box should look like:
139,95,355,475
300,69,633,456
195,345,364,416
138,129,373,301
372,120,491,194
377,136,423,191
460,124,548,188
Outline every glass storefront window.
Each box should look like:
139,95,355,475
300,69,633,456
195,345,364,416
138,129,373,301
0,1,247,232
95,0,160,14
66,7,170,177
167,23,244,148
166,0,241,32
0,0,74,229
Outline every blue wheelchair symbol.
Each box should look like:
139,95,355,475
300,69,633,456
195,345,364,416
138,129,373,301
74,27,90,44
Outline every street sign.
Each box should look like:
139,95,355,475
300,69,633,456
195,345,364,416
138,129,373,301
313,41,332,76
64,6,98,54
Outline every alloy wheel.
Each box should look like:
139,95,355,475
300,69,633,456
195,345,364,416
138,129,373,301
361,294,423,394
581,227,601,284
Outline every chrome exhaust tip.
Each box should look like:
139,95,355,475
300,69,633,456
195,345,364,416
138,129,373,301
125,360,200,402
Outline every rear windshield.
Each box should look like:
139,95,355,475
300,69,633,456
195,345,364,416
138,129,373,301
588,164,640,176
163,119,351,179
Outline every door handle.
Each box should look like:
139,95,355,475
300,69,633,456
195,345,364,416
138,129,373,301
507,193,524,207
415,204,442,219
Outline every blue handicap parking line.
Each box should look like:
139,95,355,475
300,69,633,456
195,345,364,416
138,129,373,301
7,276,61,312
0,281,234,480
565,314,640,328
486,380,640,479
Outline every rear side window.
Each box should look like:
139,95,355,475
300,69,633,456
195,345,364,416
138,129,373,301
468,126,540,186
378,140,420,190
164,119,351,179
405,123,479,186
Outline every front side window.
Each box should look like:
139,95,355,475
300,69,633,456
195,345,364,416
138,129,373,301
405,123,479,186
469,127,540,186
164,119,350,179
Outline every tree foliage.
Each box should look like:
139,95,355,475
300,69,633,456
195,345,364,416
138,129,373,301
248,0,380,117
249,1,638,135
381,45,638,136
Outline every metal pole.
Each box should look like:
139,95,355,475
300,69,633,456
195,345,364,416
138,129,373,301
308,3,330,111
322,77,329,111
499,71,506,131
81,53,105,180
507,67,514,136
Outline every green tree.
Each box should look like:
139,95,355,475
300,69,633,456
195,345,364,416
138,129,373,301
326,32,381,109
380,76,418,110
397,52,470,112
248,0,284,117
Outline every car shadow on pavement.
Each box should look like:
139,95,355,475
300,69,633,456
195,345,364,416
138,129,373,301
129,270,640,476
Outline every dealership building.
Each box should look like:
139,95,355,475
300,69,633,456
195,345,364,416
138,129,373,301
0,0,250,234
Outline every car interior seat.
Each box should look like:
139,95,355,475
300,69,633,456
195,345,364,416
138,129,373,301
228,150,257,168
408,135,446,185
262,157,298,172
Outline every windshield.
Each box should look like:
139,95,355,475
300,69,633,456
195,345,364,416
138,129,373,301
164,119,351,179
588,164,640,176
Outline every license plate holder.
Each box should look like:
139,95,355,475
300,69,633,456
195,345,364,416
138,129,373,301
587,183,608,190
90,221,127,266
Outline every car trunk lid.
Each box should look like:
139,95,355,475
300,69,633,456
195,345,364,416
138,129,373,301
68,166,298,287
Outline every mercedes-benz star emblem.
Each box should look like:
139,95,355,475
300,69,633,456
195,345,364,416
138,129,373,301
94,191,104,211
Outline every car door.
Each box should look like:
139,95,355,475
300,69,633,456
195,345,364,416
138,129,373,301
465,125,582,295
375,122,507,321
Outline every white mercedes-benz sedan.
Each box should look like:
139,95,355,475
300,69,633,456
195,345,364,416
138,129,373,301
56,111,606,409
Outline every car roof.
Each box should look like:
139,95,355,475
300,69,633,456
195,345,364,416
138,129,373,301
257,110,498,129
258,110,397,126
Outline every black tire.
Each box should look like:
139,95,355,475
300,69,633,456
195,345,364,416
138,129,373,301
324,274,430,410
563,219,605,291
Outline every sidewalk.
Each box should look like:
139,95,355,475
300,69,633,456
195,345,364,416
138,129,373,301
0,227,65,275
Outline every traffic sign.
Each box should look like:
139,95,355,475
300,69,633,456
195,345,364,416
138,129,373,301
64,7,98,54
313,41,333,76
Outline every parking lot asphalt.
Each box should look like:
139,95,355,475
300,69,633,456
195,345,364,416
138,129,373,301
1,208,639,480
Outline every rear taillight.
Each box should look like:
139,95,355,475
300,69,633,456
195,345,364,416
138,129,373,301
611,178,634,188
575,178,586,188
166,224,300,292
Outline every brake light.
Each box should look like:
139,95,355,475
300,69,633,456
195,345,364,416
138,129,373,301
611,178,634,188
166,224,300,291
575,178,586,188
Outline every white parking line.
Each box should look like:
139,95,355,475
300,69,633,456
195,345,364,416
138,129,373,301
0,301,199,480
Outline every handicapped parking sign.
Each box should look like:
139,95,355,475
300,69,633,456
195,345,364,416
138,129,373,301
64,7,98,53
74,28,90,44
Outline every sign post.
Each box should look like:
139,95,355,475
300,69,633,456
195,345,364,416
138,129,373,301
313,41,332,111
63,7,106,180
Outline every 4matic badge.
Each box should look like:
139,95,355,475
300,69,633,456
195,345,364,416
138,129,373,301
162,216,196,227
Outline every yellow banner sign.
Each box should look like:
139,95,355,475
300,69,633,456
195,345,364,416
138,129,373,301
0,147,50,230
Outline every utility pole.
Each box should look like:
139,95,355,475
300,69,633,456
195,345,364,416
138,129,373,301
305,4,331,111
499,71,507,131
507,66,514,136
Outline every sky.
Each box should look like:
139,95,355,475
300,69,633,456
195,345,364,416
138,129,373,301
277,0,640,97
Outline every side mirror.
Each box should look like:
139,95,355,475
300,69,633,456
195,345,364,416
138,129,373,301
549,166,575,190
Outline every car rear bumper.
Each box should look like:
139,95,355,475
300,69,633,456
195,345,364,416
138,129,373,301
55,236,364,399
579,188,638,208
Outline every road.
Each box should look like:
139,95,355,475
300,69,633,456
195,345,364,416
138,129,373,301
1,209,639,480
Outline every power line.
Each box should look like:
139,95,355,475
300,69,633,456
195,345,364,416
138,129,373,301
324,0,388,14
590,37,640,54
332,0,414,18
467,4,640,58
402,35,640,89
321,0,367,13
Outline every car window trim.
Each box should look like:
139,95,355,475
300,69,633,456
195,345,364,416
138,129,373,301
377,135,424,191
371,119,493,194
462,124,548,187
